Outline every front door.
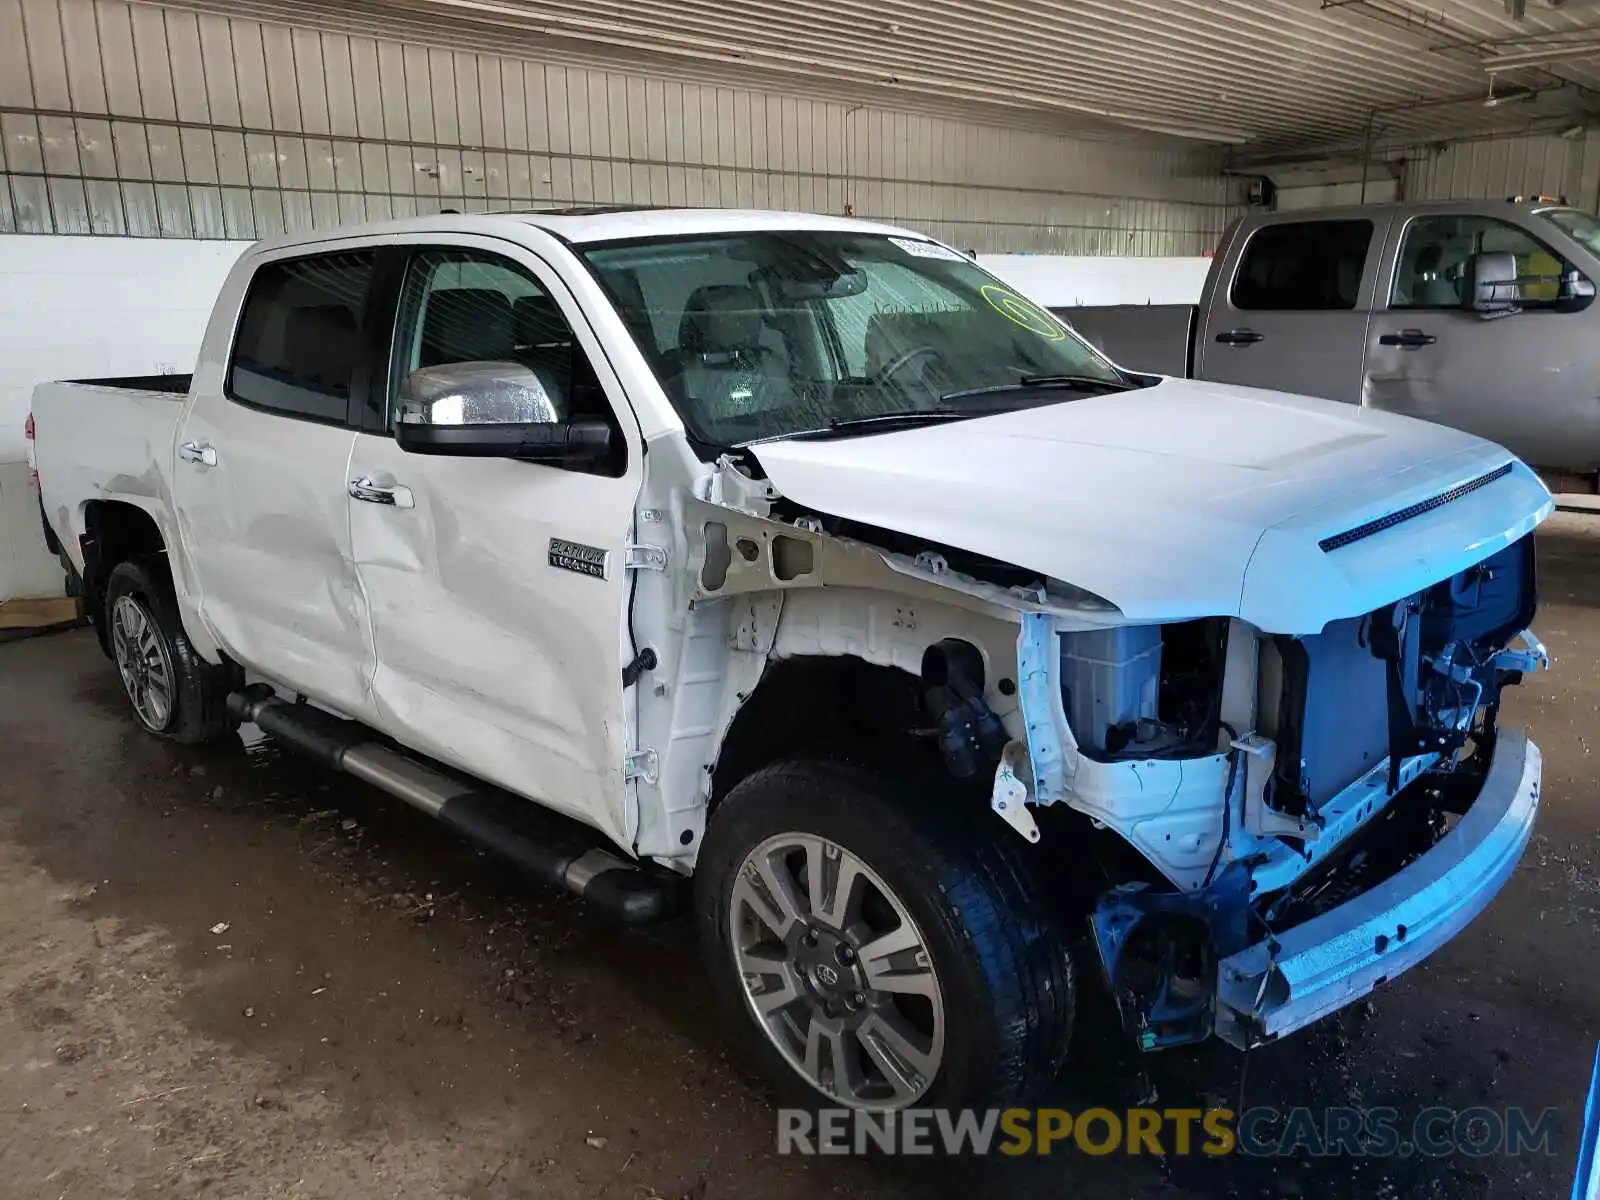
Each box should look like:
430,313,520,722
1196,215,1388,404
172,246,379,720
345,236,643,846
1364,210,1600,472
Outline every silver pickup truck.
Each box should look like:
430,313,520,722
1060,199,1600,482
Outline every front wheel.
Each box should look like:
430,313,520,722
103,558,233,744
696,760,1074,1111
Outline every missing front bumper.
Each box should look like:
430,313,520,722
1213,727,1541,1048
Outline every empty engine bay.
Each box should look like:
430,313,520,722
1063,533,1543,1050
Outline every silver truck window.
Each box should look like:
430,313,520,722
1391,215,1568,309
228,250,376,424
1541,208,1600,257
1229,220,1373,311
580,231,1127,448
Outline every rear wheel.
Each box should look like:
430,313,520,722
697,759,1074,1111
103,558,233,744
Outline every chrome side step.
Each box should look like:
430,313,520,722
226,686,680,923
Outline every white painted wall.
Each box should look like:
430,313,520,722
0,235,247,457
0,234,247,600
977,254,1211,307
1274,178,1401,210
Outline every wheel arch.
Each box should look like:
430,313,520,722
80,499,168,655
708,653,931,813
700,585,1026,819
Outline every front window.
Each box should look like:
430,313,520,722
579,231,1134,447
1541,207,1600,257
1391,214,1569,308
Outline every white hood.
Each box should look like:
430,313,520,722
750,378,1553,634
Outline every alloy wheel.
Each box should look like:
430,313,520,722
111,594,175,732
729,832,946,1109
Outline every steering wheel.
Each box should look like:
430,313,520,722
871,344,942,391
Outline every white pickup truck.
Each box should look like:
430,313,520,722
30,208,1552,1112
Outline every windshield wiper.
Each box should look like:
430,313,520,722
756,410,981,443
939,373,1135,404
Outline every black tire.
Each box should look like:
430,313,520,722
103,558,234,744
696,759,1074,1112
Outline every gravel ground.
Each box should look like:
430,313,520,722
0,515,1596,1199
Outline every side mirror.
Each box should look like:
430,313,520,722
1464,252,1521,317
1557,268,1597,314
395,361,612,465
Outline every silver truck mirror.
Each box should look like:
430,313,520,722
1465,251,1521,318
398,360,564,427
1558,268,1597,314
395,360,611,466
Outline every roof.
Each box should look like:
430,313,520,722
1240,199,1586,224
511,207,920,244
244,209,930,258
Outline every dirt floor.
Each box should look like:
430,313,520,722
1,517,1597,1200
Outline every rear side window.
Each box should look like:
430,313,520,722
229,251,376,422
1230,220,1374,311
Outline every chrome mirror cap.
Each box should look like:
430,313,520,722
398,361,563,427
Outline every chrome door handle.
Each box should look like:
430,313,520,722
179,441,218,467
348,477,415,509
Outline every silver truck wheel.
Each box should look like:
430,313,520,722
111,593,176,732
102,558,234,744
729,832,946,1109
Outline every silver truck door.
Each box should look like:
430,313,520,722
1196,215,1389,403
1365,208,1600,473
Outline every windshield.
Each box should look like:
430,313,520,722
579,231,1133,446
1541,208,1600,257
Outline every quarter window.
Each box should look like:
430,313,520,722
229,251,376,422
1231,220,1374,311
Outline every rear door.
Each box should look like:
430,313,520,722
172,244,383,720
1365,208,1600,471
1196,215,1388,402
344,233,644,846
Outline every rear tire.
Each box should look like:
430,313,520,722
103,558,233,744
696,759,1073,1112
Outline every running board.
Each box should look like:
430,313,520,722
226,686,680,923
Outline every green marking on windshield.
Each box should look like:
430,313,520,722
979,284,1065,340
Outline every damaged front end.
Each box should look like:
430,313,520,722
1001,533,1548,1052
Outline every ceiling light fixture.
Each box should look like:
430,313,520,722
1483,83,1538,106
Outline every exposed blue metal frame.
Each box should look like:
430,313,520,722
1215,730,1540,1048
1574,1042,1600,1200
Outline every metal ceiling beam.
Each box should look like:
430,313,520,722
151,0,1600,157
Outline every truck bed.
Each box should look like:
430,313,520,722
1051,304,1196,378
31,379,190,574
64,373,193,394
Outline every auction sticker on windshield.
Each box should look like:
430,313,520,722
889,236,966,261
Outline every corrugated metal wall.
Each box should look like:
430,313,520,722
1404,131,1600,211
0,0,1241,254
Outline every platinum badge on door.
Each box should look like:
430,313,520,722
548,538,610,579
